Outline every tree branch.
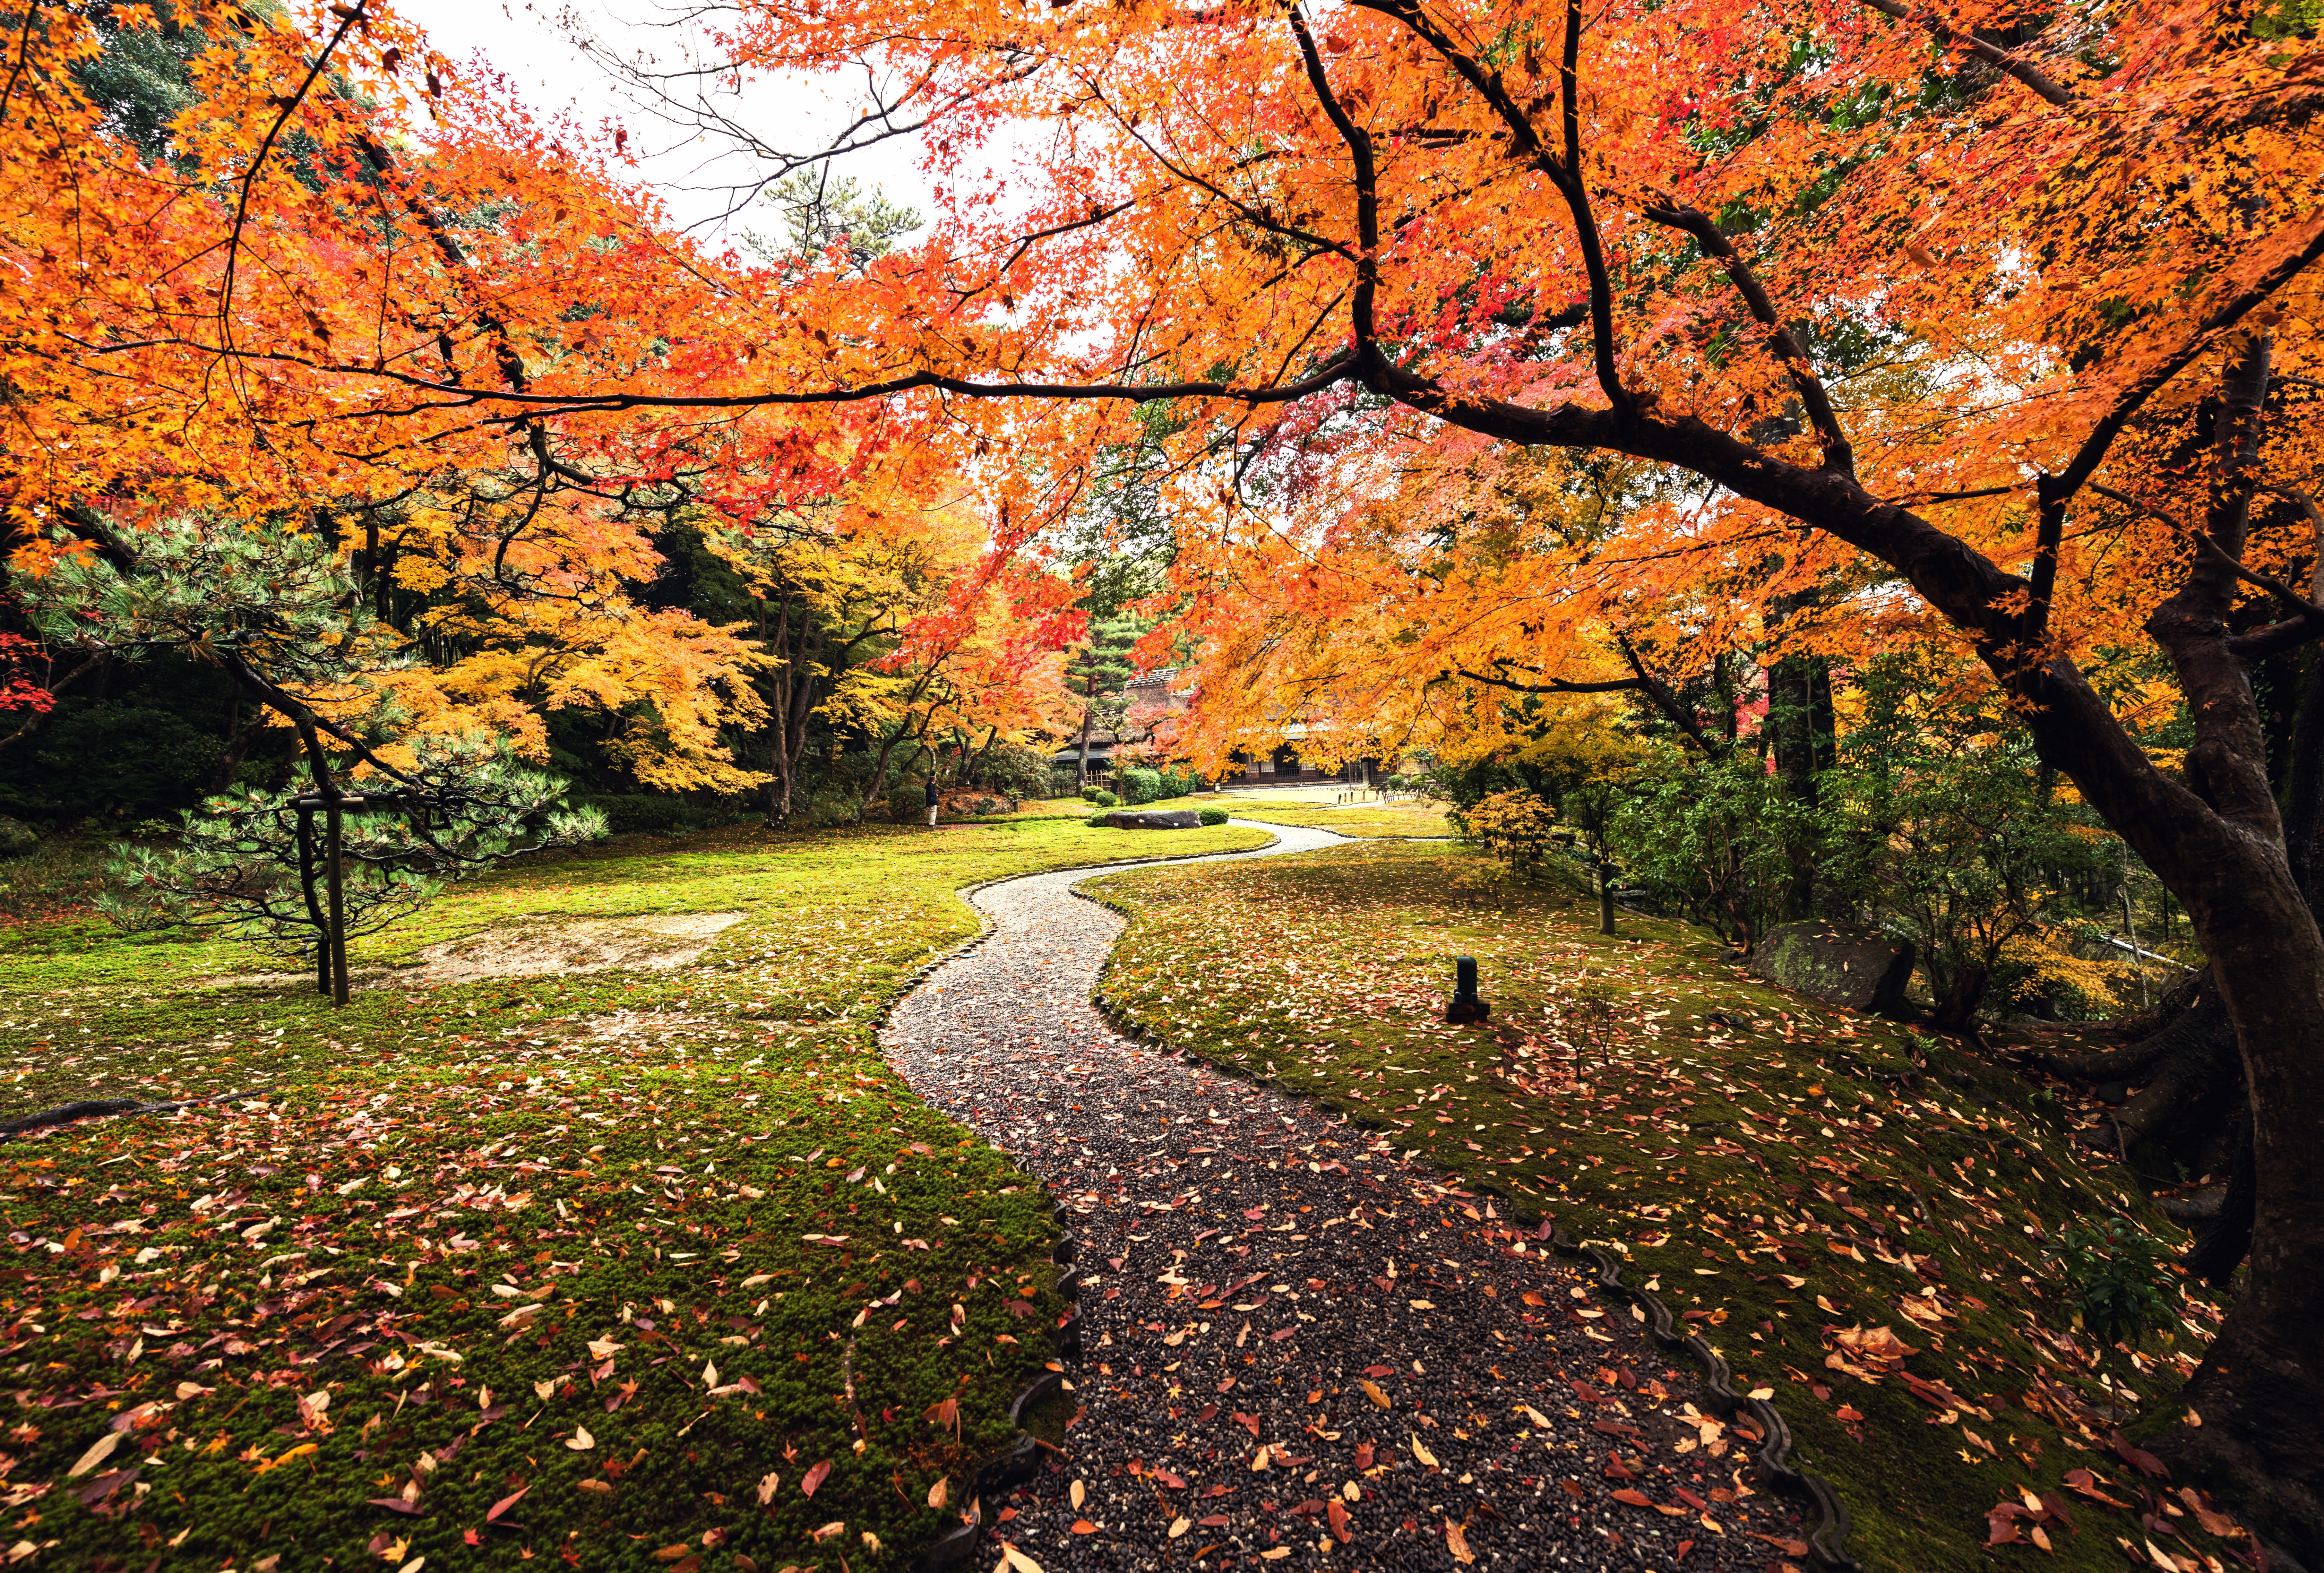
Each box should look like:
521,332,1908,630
221,3,370,360
2050,220,2324,502
1640,203,1853,474
2093,481,2324,622
1287,6,1380,349
1856,0,2074,109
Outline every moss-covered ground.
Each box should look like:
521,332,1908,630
0,816,1269,1572
1087,842,2243,1573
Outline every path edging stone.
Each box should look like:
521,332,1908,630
1063,879,1865,1572
913,1206,1089,1573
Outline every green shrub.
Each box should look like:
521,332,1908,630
1082,788,1119,807
1199,807,1229,826
1116,766,1197,805
2054,1220,2171,1347
1085,813,1113,827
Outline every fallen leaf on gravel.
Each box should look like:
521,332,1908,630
1446,1521,1475,1565
1408,1299,1436,1310
1328,1501,1352,1543
1199,1514,1230,1528
1261,1550,1291,1562
1750,1534,1810,1557
1070,1481,1084,1510
1360,1381,1391,1409
1412,1437,1439,1468
1169,1519,1190,1539
1522,1406,1552,1428
998,1543,1045,1573
1070,1522,1096,1535
1612,1490,1653,1508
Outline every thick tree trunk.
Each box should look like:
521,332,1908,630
2095,335,2324,1556
1930,964,1989,1037
1765,602,1830,920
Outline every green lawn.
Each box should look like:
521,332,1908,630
1086,841,2240,1573
1145,793,1455,839
0,817,1269,1571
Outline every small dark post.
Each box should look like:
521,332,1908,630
1596,859,1618,937
1445,955,1490,1024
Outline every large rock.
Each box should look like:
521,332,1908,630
1098,809,1201,830
1748,922,1916,1015
0,816,36,860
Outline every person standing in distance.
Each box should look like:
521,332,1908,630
925,777,941,828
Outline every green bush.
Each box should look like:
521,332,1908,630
1115,766,1197,805
2054,1220,2171,1347
1085,813,1113,827
1082,788,1119,807
1199,807,1229,826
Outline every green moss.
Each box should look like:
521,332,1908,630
0,817,1269,1569
1088,842,2233,1573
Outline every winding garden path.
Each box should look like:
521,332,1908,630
880,822,1806,1573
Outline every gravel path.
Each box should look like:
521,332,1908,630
880,823,1807,1573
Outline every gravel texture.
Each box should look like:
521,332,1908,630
881,823,1808,1572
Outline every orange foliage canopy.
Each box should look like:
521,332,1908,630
0,0,1073,780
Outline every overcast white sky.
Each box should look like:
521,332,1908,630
392,0,945,240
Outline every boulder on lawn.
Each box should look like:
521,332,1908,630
1748,922,1916,1015
0,816,36,860
1098,809,1201,830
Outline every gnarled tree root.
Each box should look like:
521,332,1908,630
0,1090,252,1142
2037,969,2209,1080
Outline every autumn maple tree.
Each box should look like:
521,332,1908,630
7,0,2323,1550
